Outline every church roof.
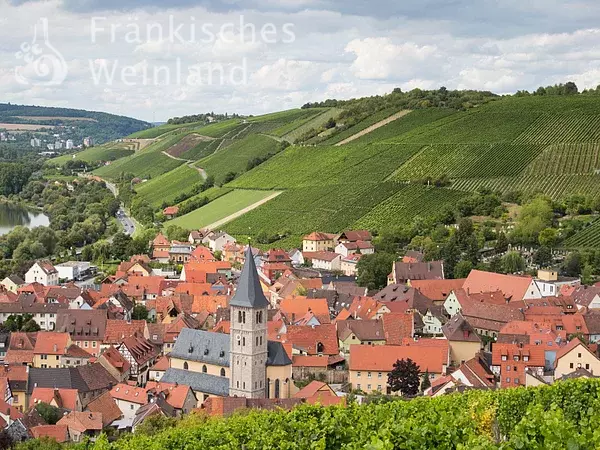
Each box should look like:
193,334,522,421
170,328,291,367
229,246,269,309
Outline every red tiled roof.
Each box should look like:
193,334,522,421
31,425,69,443
283,324,339,355
85,391,122,426
153,233,170,247
110,384,148,405
303,232,336,242
279,296,330,322
57,411,103,433
33,332,70,355
382,312,415,345
302,251,341,262
463,269,534,301
146,381,191,409
150,355,170,372
410,279,466,301
292,355,329,368
104,320,147,345
192,295,229,314
349,343,448,373
31,388,79,411
163,206,179,215
190,246,215,262
99,346,131,374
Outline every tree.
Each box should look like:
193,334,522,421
35,402,60,425
454,260,473,278
166,225,189,242
582,264,595,286
356,253,396,290
21,319,40,332
502,251,525,274
387,358,420,397
442,236,460,279
421,370,431,392
538,228,559,247
132,304,149,321
456,218,474,250
112,232,133,261
512,197,554,244
494,232,509,254
533,245,552,267
562,252,582,277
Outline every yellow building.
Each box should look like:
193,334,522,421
442,314,482,367
302,232,336,253
554,338,600,379
33,332,71,369
349,342,449,395
337,320,386,355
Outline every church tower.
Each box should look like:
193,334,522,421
229,245,268,398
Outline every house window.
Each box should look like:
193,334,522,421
586,364,590,370
515,378,520,384
377,385,382,391
367,384,371,390
505,377,510,383
378,372,382,379
578,353,582,358
84,342,88,348
183,362,189,370
501,355,507,361
506,366,511,371
570,363,574,369
41,355,47,360
238,311,243,323
220,368,225,377
92,342,97,348
357,372,361,378
513,356,519,361
524,356,529,362
242,337,246,347
202,365,207,373
367,372,372,379
356,384,361,390
130,405,134,410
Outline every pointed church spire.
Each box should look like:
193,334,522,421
229,245,269,309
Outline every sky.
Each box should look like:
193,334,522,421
1,0,600,122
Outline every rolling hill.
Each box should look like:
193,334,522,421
84,91,600,249
0,103,151,144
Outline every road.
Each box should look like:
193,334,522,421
78,173,136,236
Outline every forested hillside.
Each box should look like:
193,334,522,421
0,103,151,144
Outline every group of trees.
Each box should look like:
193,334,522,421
0,162,36,195
166,112,240,125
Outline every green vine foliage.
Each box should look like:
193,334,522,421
21,379,600,450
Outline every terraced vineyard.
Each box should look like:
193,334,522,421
562,219,600,248
135,164,203,208
393,143,545,180
523,143,600,175
352,109,456,145
515,113,600,144
230,143,424,189
321,106,405,145
281,108,342,143
197,134,281,184
353,185,468,231
49,144,134,166
452,174,600,200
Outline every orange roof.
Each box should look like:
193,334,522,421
175,282,214,296
410,279,466,301
31,425,69,443
491,342,546,367
104,320,146,344
153,233,170,247
150,355,170,371
31,388,79,411
110,384,148,405
282,324,339,355
346,296,382,320
292,355,329,368
163,206,179,215
349,343,448,373
100,346,131,374
523,312,588,335
85,391,122,426
192,295,229,314
213,320,230,334
303,232,336,242
145,381,191,409
190,246,215,262
57,411,103,433
382,312,414,345
463,270,534,301
153,249,170,259
5,350,34,365
279,296,329,321
184,261,231,274
33,332,70,355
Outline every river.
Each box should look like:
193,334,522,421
0,203,50,236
